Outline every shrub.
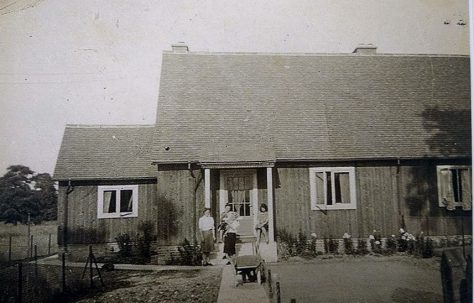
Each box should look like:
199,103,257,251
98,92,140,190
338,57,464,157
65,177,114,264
115,233,132,257
369,230,382,253
277,229,298,257
343,233,355,255
177,238,202,265
422,237,434,258
324,237,339,254
356,239,369,255
296,231,308,255
398,228,415,253
136,221,155,261
385,235,397,254
309,234,318,257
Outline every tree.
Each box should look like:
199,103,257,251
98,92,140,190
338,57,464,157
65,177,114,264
0,165,57,224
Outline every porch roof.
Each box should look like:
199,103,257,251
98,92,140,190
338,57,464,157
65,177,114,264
152,50,471,163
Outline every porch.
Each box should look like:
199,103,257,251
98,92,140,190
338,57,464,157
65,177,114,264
202,164,278,263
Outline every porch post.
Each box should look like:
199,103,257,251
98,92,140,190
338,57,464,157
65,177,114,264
204,169,211,208
267,167,275,243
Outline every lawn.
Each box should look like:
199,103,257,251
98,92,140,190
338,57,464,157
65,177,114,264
0,221,58,261
268,255,444,303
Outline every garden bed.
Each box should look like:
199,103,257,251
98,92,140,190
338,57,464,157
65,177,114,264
74,268,222,303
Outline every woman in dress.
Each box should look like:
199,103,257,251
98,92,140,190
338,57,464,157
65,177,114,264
223,204,239,262
198,208,215,266
218,204,231,243
256,203,269,244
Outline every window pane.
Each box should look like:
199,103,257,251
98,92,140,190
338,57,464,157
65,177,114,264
103,191,116,213
335,172,351,204
439,169,454,206
315,172,325,205
120,190,133,212
326,172,332,205
452,169,462,202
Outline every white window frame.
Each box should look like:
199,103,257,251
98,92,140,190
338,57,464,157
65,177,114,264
309,167,357,210
97,185,138,219
436,165,471,208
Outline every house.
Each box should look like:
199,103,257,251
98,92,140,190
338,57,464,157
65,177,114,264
54,43,472,262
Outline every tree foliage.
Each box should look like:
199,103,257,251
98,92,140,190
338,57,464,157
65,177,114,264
0,165,57,224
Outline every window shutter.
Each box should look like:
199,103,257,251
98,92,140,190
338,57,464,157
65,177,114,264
461,169,472,211
439,169,454,209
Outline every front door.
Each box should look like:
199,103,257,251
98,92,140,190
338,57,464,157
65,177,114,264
219,170,257,237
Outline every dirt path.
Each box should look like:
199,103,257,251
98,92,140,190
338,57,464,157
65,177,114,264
74,267,222,303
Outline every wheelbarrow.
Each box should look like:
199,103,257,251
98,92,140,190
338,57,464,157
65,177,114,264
230,254,265,287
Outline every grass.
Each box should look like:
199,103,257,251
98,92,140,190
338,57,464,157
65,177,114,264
0,221,58,262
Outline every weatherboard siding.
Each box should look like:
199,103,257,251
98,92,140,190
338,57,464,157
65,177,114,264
156,169,205,245
273,164,471,239
58,181,157,245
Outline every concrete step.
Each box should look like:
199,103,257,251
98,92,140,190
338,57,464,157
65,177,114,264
257,241,277,262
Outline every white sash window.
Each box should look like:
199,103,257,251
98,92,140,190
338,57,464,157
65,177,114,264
97,185,138,218
309,167,357,210
437,166,471,211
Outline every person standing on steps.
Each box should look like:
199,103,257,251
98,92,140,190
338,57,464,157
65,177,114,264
223,204,239,263
198,208,215,266
218,204,231,243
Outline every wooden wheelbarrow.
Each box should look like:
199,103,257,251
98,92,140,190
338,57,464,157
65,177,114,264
231,254,265,287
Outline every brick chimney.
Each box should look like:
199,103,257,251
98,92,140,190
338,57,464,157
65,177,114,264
353,44,377,55
171,42,189,53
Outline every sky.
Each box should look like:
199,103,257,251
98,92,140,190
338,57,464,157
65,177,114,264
0,0,470,175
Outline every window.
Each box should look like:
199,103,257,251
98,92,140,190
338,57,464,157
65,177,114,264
97,185,138,218
437,166,471,210
226,176,252,216
309,167,357,210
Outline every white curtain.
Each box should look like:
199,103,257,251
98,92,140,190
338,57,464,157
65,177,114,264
337,173,350,204
439,169,454,210
103,191,115,213
315,172,325,204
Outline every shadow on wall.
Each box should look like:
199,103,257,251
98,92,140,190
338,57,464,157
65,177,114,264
402,106,472,234
157,194,180,244
421,106,471,157
58,226,106,245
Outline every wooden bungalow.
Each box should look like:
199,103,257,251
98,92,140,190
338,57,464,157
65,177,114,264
54,43,471,262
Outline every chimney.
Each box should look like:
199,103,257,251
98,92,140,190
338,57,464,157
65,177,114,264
171,42,189,53
352,44,377,55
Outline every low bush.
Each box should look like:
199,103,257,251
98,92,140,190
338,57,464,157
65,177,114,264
177,238,202,266
115,233,132,257
356,239,369,255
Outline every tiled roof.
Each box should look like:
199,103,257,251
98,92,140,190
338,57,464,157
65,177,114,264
153,51,471,163
54,125,156,180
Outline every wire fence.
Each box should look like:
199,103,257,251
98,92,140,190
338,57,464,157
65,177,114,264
0,232,57,262
0,248,104,303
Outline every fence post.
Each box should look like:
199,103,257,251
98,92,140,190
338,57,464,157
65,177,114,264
34,245,38,278
48,234,51,255
62,253,66,293
26,213,30,259
291,299,296,303
276,281,281,303
17,263,22,303
267,269,273,298
8,236,12,263
30,235,33,259
89,245,94,288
